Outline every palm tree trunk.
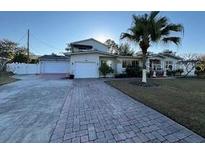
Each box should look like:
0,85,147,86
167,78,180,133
142,54,147,83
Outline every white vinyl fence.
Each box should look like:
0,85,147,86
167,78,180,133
7,63,40,74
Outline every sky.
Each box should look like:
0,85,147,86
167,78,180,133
0,11,205,56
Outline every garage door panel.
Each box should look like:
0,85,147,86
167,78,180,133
75,62,98,78
42,61,69,74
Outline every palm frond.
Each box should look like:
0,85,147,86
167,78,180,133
121,11,184,50
149,11,160,20
156,16,168,27
120,33,136,41
162,24,184,34
150,16,168,42
132,14,141,25
162,37,181,45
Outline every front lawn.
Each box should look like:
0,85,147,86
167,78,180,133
106,78,205,137
0,72,17,86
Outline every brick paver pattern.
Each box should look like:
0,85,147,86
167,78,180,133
50,79,205,143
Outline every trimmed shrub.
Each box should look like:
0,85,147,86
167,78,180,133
30,59,39,64
99,62,114,77
115,73,127,78
125,65,142,77
167,69,183,76
166,70,173,76
173,69,184,76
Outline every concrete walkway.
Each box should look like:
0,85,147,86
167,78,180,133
50,79,204,143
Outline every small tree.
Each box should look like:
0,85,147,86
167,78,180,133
105,39,119,54
195,55,205,77
118,43,134,56
12,53,29,63
99,62,114,77
0,57,9,72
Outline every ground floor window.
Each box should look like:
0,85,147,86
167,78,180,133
122,60,138,68
165,61,173,70
132,61,139,67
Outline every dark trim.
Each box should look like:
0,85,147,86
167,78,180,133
39,55,70,61
159,53,183,60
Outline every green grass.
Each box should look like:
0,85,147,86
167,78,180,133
0,72,17,86
106,78,205,137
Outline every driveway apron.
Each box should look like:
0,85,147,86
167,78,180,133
0,75,72,142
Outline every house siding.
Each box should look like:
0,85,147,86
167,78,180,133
73,39,108,52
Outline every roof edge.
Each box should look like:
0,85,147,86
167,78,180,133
70,38,108,48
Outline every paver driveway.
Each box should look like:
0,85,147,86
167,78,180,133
50,79,204,143
0,76,204,143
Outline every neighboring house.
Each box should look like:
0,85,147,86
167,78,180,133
39,38,183,78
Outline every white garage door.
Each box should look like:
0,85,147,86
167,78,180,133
75,62,98,78
41,61,69,74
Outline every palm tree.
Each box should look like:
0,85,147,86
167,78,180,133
121,11,184,83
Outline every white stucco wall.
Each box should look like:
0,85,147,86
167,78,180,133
116,58,125,74
74,39,108,52
116,63,125,74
